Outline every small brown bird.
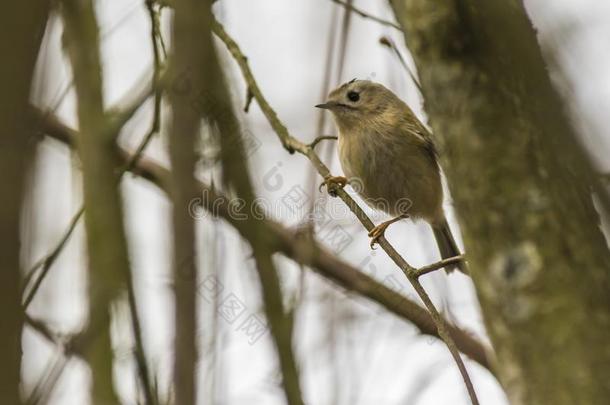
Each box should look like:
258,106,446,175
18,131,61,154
316,79,465,273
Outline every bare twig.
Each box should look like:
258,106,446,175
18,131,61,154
329,0,403,31
23,314,98,405
37,111,493,372
123,3,166,404
26,353,67,405
212,18,480,405
108,76,156,137
414,255,466,278
379,36,423,94
25,314,74,355
24,314,77,405
308,135,337,149
22,206,84,310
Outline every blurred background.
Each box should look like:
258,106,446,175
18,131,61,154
23,0,610,403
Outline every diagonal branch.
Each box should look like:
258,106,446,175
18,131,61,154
21,206,84,310
36,110,493,373
212,18,480,404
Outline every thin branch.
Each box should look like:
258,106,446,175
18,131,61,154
22,206,84,310
41,1,151,122
379,36,423,94
36,110,493,372
24,315,83,405
212,18,480,404
124,3,165,404
414,255,466,278
329,0,403,31
25,315,75,355
26,353,67,405
108,76,156,138
23,314,114,405
308,135,337,149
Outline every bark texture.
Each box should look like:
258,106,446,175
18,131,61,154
390,1,610,404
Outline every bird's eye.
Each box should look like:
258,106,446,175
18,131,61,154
347,91,360,102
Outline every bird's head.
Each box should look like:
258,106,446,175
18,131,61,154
316,79,400,131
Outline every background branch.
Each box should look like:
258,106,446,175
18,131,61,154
166,0,204,402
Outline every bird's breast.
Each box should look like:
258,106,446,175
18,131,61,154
338,130,385,201
337,129,443,220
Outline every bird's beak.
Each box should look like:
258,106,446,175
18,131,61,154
315,101,338,110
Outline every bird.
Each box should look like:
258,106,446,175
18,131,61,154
315,79,466,273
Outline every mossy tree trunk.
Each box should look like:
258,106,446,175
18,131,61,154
390,1,610,404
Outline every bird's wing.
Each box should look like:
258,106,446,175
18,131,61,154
422,129,439,160
400,115,439,161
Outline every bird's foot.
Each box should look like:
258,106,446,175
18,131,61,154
368,214,409,249
319,176,347,197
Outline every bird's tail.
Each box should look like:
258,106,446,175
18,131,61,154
432,218,467,274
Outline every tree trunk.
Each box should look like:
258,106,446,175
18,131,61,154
0,2,49,403
390,1,610,404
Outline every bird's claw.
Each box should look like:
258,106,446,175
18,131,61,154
368,214,409,249
368,223,389,249
319,176,347,196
